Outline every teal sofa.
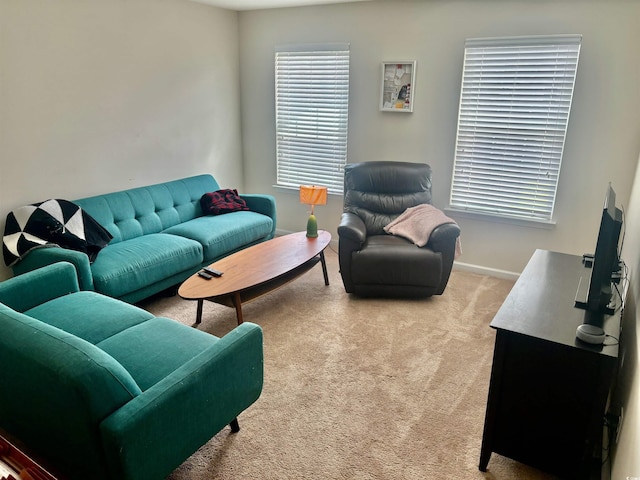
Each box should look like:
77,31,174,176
0,262,264,480
12,174,276,303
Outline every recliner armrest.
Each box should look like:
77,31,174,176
427,223,461,253
338,212,367,245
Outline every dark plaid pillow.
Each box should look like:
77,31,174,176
200,189,249,215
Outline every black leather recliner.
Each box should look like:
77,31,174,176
338,161,461,297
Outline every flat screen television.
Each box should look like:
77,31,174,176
574,184,623,342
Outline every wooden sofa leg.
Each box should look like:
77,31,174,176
229,418,240,433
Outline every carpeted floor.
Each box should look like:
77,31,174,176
140,248,559,480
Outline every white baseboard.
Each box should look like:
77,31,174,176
453,261,520,281
275,228,294,236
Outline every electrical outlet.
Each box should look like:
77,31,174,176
616,407,624,444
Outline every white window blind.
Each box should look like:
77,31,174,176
275,44,350,195
450,35,581,222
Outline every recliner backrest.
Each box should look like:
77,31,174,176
343,161,432,234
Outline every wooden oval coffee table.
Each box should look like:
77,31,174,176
178,230,331,325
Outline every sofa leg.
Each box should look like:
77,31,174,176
229,418,240,433
161,285,178,297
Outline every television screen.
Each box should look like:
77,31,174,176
575,184,623,315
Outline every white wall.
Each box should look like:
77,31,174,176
612,152,640,480
239,0,640,276
0,0,241,280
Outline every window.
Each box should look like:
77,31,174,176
449,35,582,222
275,44,350,195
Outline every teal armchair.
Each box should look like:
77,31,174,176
0,262,263,480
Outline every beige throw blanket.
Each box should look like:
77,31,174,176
383,204,462,258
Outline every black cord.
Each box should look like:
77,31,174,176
602,415,614,470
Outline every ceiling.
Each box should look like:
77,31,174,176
189,0,371,11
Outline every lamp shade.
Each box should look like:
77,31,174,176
300,185,327,238
299,185,328,206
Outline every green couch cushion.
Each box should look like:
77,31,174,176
96,317,219,391
89,233,203,298
163,211,274,262
25,291,154,344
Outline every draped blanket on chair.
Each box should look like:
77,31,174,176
2,199,112,267
384,204,462,258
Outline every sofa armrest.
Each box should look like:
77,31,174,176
241,194,277,239
0,261,80,312
12,247,95,291
100,322,264,480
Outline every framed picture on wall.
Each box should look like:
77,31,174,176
380,61,416,112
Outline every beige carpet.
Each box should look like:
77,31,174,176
140,249,559,480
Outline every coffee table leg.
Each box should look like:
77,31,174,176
320,251,329,286
195,299,203,326
232,292,244,325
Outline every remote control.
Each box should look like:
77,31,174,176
198,271,213,280
203,267,223,277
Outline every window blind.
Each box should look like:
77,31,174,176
450,35,581,222
275,44,350,195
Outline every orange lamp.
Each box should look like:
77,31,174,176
299,185,328,238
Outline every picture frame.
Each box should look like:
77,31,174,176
380,61,416,113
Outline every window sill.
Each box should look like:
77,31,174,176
445,207,556,230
